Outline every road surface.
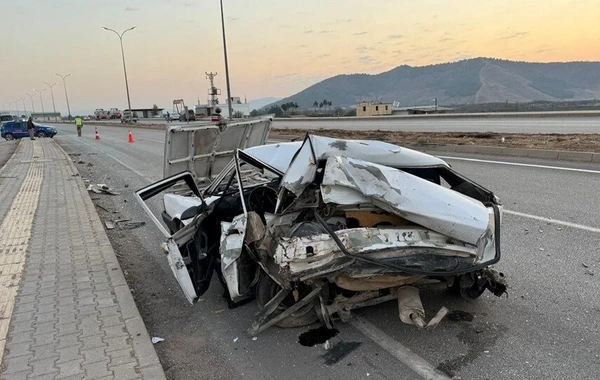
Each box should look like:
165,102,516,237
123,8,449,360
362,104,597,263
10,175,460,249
89,115,600,133
50,123,600,380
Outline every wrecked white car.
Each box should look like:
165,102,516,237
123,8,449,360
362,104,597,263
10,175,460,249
136,116,507,335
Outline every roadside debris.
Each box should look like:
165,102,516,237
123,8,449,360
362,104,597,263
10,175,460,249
323,341,362,365
582,263,589,268
115,220,146,230
87,183,121,195
426,306,450,329
104,221,115,230
151,337,165,344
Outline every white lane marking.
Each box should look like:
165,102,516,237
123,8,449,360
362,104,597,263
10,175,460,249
438,156,600,174
67,137,151,180
351,316,451,380
504,210,600,234
137,138,164,144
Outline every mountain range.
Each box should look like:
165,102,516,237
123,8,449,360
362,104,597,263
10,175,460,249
268,58,600,109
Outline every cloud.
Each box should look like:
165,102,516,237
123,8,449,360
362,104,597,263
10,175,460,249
388,34,404,39
336,18,353,23
124,7,140,11
298,44,307,48
353,31,368,36
356,46,375,52
359,55,377,65
227,17,238,22
393,49,403,55
439,37,454,42
318,54,330,58
500,31,529,40
304,30,314,34
318,30,333,34
279,24,291,29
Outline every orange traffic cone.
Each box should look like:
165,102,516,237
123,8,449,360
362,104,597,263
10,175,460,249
128,130,135,143
95,127,100,140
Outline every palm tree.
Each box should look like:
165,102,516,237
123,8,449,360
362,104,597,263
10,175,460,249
313,101,318,111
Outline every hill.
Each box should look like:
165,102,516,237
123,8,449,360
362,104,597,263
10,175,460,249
268,58,600,109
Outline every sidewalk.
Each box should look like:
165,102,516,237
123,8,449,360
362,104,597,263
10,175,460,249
0,139,166,380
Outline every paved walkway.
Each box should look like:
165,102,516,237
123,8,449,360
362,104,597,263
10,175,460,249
0,139,166,380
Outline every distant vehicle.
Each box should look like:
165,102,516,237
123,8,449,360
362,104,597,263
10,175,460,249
1,114,14,122
1,120,57,140
108,108,121,119
180,109,196,122
121,110,138,123
83,116,91,121
94,109,109,120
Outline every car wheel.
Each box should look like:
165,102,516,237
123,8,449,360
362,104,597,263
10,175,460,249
256,275,319,328
4,133,14,141
36,131,47,138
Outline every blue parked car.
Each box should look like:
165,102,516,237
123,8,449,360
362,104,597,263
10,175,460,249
1,120,58,140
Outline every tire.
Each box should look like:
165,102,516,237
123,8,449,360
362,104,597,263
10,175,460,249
4,134,14,141
256,275,319,328
36,131,47,138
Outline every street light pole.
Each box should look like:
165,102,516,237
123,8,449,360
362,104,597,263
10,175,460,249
45,82,58,121
103,26,136,122
20,97,27,117
26,93,35,114
219,0,234,120
433,98,438,113
34,88,47,121
56,73,72,120
13,100,20,118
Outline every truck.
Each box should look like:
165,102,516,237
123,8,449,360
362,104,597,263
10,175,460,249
121,109,138,123
108,108,121,119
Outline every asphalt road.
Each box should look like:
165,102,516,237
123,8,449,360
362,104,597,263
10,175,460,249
51,123,600,380
91,115,600,133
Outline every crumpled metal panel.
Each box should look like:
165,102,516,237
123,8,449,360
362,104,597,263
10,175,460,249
274,227,475,275
321,156,490,245
280,135,449,197
164,116,273,186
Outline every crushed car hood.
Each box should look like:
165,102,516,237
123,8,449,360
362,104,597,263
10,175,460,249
163,115,274,188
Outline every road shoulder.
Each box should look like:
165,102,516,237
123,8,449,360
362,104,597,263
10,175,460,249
0,139,166,379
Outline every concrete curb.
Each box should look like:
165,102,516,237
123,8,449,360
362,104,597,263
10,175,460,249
54,140,167,379
270,133,600,163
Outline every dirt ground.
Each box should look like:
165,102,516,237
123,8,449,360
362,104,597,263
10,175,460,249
271,128,600,152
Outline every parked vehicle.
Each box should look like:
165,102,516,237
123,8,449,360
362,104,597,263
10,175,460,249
135,116,506,335
1,120,57,140
121,110,138,123
94,109,109,120
1,114,15,122
179,109,196,122
108,108,121,119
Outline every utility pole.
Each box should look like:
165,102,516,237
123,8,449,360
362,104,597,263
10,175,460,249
34,88,47,121
20,96,27,117
45,82,58,121
56,73,72,120
219,0,233,120
26,93,36,114
103,26,136,122
205,72,220,108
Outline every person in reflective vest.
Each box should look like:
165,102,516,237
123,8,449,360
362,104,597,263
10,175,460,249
75,116,83,137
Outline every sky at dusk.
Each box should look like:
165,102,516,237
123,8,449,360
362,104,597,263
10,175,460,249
1,0,600,115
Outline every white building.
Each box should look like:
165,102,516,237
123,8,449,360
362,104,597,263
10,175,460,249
195,96,250,118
